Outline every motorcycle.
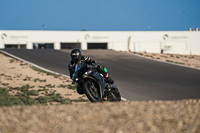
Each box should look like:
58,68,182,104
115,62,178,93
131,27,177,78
72,61,121,102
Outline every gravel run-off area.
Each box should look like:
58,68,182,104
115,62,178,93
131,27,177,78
0,52,200,133
0,100,200,133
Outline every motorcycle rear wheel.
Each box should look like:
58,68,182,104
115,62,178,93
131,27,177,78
107,86,121,101
83,79,101,102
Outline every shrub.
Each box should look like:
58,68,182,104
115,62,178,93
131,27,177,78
72,98,89,102
0,88,24,106
45,84,55,88
59,84,68,88
175,62,185,65
166,60,174,63
23,76,31,81
37,96,52,104
30,86,35,88
20,84,30,92
26,90,39,96
20,63,28,66
1,83,9,86
67,84,77,90
61,98,72,104
17,93,38,105
51,95,62,102
46,91,55,96
39,86,45,88
38,88,48,91
34,78,46,82
10,59,15,63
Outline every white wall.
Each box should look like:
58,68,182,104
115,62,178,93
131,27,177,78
0,30,200,55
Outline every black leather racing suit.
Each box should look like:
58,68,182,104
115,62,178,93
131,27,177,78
68,55,113,94
68,56,97,78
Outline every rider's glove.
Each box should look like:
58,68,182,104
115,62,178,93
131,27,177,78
92,60,97,64
91,60,97,66
84,56,91,61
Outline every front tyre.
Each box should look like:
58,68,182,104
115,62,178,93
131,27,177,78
83,79,101,102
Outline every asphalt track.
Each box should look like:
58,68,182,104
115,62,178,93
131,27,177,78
1,49,200,101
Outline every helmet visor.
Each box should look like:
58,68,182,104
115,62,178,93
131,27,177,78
71,52,81,61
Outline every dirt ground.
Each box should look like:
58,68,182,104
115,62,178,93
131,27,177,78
0,53,88,103
0,100,199,133
0,52,200,133
132,52,200,69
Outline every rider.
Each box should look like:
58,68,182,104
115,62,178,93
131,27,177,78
68,48,114,94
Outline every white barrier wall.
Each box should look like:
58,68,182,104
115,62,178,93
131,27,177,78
0,42,4,49
0,30,200,55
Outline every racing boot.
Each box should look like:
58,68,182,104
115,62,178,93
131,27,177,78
105,75,114,84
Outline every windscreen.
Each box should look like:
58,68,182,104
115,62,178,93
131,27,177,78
75,61,86,71
74,61,89,76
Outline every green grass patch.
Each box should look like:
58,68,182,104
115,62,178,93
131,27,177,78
25,90,39,96
34,78,46,82
0,82,91,107
67,84,77,90
1,83,9,86
0,87,37,106
10,59,15,63
175,62,185,65
23,76,32,81
20,63,28,66
0,87,73,106
72,98,90,102
59,84,68,88
166,60,174,63
38,88,49,91
45,84,55,88
161,55,168,58
145,55,153,58
0,74,12,80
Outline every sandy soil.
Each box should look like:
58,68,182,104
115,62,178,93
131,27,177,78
0,53,87,102
0,52,200,133
0,100,200,133
132,52,200,69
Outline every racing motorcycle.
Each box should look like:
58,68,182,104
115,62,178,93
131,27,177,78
72,61,121,102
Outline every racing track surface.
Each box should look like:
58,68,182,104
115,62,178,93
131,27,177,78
1,49,200,101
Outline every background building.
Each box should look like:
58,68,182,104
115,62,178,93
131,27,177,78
0,30,200,55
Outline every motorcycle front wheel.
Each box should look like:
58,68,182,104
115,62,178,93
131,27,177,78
83,79,101,102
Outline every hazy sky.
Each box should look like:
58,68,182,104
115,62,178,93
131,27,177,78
0,0,200,31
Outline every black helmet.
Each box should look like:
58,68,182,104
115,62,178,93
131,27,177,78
70,48,82,63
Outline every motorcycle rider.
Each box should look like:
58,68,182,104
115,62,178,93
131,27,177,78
68,48,114,94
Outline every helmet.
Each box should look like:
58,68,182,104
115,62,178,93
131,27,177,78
70,48,82,63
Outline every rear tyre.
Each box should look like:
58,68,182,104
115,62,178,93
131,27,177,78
107,86,121,101
83,79,101,102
